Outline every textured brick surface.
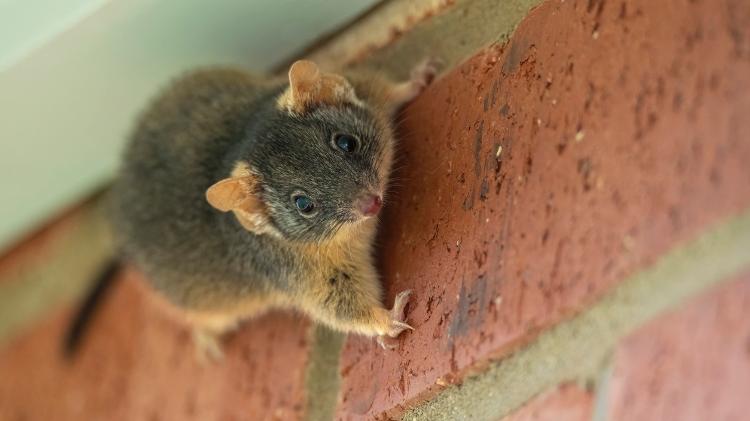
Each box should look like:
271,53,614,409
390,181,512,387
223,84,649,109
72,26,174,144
336,0,750,418
2,0,750,420
500,384,592,421
607,273,750,421
0,269,312,421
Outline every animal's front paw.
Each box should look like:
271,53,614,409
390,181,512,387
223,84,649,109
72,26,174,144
409,57,441,93
390,58,442,109
376,289,414,350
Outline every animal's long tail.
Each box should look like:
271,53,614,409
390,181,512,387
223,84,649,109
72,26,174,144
63,258,122,358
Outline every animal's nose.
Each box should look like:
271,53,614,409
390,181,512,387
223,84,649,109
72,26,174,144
356,194,382,216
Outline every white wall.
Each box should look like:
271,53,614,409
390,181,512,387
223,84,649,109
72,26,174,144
0,0,378,252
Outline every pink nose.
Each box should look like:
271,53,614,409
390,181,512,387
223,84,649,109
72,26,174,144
357,194,382,216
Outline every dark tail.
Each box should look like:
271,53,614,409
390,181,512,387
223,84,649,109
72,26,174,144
63,258,122,358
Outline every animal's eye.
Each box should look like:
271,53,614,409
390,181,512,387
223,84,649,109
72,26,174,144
293,195,315,214
333,134,357,153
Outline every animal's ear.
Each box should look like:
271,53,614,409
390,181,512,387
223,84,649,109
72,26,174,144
206,162,282,237
205,177,262,214
277,60,360,114
206,174,281,236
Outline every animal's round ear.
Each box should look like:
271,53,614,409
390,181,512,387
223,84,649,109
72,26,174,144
205,178,254,212
206,162,281,237
288,60,321,99
206,174,280,237
277,59,360,114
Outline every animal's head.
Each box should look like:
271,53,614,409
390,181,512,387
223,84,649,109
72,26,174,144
206,60,395,242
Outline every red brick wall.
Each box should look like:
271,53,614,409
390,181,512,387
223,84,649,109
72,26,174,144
607,275,750,421
1,0,749,420
340,0,750,417
0,270,312,420
501,384,593,421
497,274,750,421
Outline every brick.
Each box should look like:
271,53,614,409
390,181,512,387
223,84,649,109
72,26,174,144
0,199,112,345
607,274,750,421
336,0,750,418
0,269,312,421
500,384,592,421
0,197,106,284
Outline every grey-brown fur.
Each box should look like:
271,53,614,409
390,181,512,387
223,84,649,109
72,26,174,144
106,60,437,355
112,69,290,310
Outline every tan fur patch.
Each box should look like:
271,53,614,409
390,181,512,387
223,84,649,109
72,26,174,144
183,291,288,334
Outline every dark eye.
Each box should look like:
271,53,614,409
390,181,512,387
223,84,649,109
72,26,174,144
293,195,315,214
333,134,357,153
